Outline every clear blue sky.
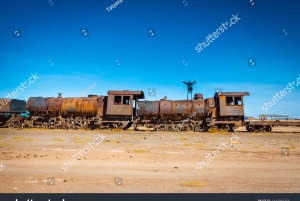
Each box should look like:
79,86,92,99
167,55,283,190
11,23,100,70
0,0,299,118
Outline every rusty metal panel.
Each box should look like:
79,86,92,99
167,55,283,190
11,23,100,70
9,99,26,113
191,99,206,116
217,92,250,96
81,97,98,117
206,98,215,108
171,100,192,114
26,97,52,114
48,98,63,116
219,96,244,116
106,95,132,115
97,96,105,116
61,98,83,117
137,101,160,116
0,99,11,113
160,100,172,114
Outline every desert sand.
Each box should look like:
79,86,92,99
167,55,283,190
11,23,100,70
0,127,299,193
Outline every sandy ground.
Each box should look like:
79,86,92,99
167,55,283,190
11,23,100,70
0,126,299,193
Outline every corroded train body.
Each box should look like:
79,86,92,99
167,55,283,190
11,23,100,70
0,90,251,131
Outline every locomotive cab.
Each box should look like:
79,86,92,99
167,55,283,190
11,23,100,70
106,90,145,121
208,92,250,131
216,92,249,117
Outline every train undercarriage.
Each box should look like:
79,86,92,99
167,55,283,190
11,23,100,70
2,113,242,132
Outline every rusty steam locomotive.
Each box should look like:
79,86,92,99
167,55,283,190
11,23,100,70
0,90,250,132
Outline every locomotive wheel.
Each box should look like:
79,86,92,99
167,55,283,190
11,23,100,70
15,122,22,129
167,125,173,131
172,125,180,132
229,126,234,132
246,126,250,131
158,125,166,131
194,124,207,132
42,122,49,128
265,125,272,132
248,126,255,132
222,125,229,132
8,122,14,129
182,123,193,131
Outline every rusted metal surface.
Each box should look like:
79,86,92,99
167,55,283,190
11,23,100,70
61,98,84,117
0,99,11,113
217,92,250,96
194,94,203,99
27,97,53,115
159,100,172,114
0,99,26,113
206,98,215,108
81,97,98,117
10,99,26,113
48,98,63,117
106,94,132,115
191,99,206,116
97,96,105,117
137,101,160,116
171,100,192,114
216,92,250,116
106,90,144,116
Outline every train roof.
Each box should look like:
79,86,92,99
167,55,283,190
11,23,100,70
216,92,250,96
107,90,145,99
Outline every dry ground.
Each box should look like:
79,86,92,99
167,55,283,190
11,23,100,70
0,127,299,193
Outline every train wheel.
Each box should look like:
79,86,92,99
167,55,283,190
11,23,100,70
265,125,272,132
15,122,22,129
194,124,201,132
194,124,207,132
246,126,250,131
173,125,180,132
8,122,14,129
167,125,173,131
155,124,165,131
228,125,234,132
182,124,193,131
248,126,255,132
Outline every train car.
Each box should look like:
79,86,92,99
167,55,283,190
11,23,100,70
25,90,144,129
244,114,300,132
135,91,250,132
0,90,253,132
0,98,26,128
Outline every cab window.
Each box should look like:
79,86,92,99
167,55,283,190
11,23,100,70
226,96,242,105
226,97,234,105
235,97,242,105
114,96,122,104
123,96,130,104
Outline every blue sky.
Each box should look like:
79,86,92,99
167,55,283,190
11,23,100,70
0,0,299,118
